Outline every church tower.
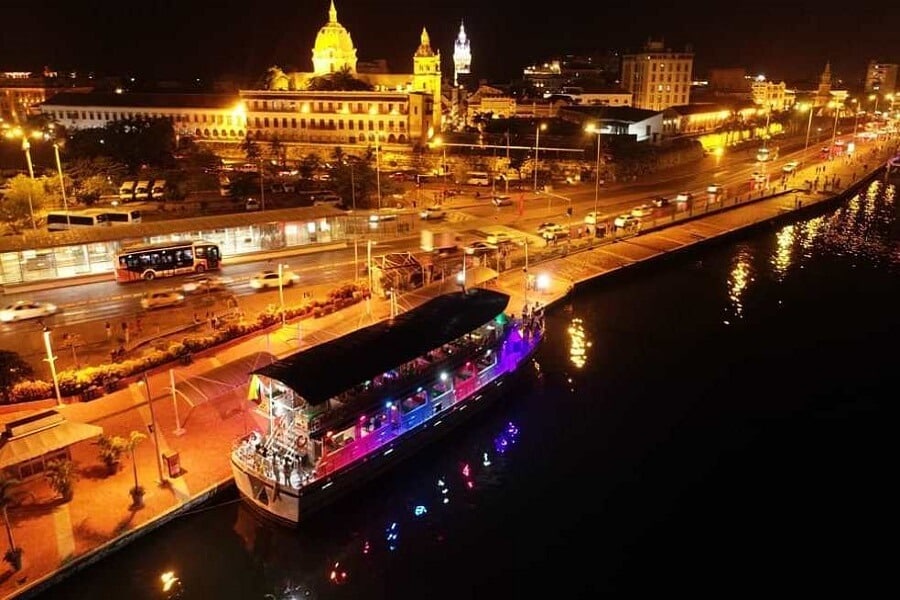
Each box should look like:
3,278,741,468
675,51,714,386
413,27,442,130
453,21,472,87
815,62,832,108
312,1,358,75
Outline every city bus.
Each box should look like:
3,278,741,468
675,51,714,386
114,239,222,282
46,210,109,231
101,208,142,225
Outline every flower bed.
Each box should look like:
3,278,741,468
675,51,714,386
4,282,371,404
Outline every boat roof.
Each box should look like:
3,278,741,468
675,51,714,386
253,288,510,405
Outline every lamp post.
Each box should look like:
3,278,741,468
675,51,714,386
369,107,382,211
142,373,167,485
828,102,841,158
366,240,376,310
41,326,63,407
851,98,860,137
52,142,71,229
585,123,602,223
533,122,546,193
803,103,814,151
277,262,288,327
20,137,37,230
869,93,879,115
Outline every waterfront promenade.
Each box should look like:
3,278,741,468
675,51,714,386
1,144,895,600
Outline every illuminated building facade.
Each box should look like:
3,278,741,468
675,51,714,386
453,22,472,87
621,39,693,111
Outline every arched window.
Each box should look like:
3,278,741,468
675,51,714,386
388,134,397,143
203,129,210,137
398,134,406,144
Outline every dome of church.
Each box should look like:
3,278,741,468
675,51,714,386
312,1,358,74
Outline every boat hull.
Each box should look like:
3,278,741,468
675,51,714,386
231,343,539,526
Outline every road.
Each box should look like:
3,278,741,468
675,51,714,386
0,132,865,373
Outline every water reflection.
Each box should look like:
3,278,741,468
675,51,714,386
567,317,590,369
230,420,523,599
724,245,753,324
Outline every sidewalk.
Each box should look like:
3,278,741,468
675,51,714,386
2,141,896,599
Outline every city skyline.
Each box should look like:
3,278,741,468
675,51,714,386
2,0,898,86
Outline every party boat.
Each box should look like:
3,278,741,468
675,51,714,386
231,288,543,525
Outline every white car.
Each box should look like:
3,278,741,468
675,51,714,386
486,231,514,245
249,269,300,290
491,195,513,207
0,300,58,323
182,276,232,294
541,224,570,241
614,214,641,229
140,291,185,310
464,241,497,255
751,171,767,183
630,204,655,218
419,206,446,220
782,161,800,173
707,183,724,195
583,212,608,225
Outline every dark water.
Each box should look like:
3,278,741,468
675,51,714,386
38,179,899,599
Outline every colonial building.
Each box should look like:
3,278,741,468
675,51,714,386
249,0,442,151
557,105,664,143
620,39,694,111
750,78,792,112
39,91,244,141
1,71,92,125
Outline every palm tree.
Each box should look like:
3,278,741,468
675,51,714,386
0,473,23,571
125,430,148,507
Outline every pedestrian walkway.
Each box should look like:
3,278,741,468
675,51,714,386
1,140,896,600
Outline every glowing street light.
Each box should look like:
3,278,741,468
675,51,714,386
20,137,37,230
41,326,63,407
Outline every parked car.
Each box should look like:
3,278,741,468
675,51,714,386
751,171,767,184
140,290,185,310
707,183,724,195
464,241,497,255
541,224,570,241
631,204,655,218
583,211,609,225
782,160,800,173
486,231,514,245
249,269,300,290
419,206,447,220
0,300,58,322
491,195,513,207
651,196,671,208
536,222,559,235
245,197,261,211
675,192,694,204
614,214,641,229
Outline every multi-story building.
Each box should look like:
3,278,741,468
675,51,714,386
865,60,898,95
620,39,693,111
39,91,245,141
1,70,92,125
453,22,472,87
750,77,792,112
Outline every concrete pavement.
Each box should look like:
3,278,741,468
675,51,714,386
1,139,896,599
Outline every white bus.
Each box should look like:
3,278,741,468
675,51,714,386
101,208,142,225
46,210,109,231
465,171,491,186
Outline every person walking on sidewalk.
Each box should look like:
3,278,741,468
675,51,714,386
105,321,112,341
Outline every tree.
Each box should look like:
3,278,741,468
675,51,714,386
240,133,260,163
269,135,287,168
0,350,34,403
65,117,176,172
44,458,76,502
305,67,373,91
125,430,148,508
0,473,23,571
0,175,49,233
298,152,323,181
95,434,128,474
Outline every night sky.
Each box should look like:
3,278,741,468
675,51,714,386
3,0,897,87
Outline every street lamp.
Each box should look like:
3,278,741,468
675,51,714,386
277,262,289,327
585,123,603,224
869,93,880,115
52,142,71,229
41,326,63,407
828,101,841,158
798,102,814,151
850,98,861,137
533,122,547,193
20,137,37,230
369,106,383,211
